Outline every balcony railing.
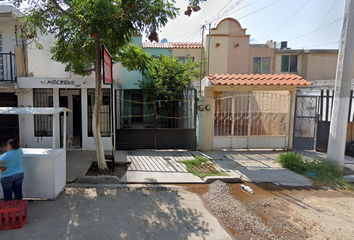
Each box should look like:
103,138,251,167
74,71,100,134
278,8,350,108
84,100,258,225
0,52,17,83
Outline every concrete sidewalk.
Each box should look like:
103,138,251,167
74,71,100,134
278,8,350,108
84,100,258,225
67,150,313,186
119,150,311,186
0,187,231,240
195,151,312,187
66,151,95,183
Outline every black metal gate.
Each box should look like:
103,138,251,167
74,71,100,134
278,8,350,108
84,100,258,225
293,95,318,150
0,93,19,146
116,88,197,150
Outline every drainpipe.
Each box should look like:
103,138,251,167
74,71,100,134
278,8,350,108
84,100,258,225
199,25,205,97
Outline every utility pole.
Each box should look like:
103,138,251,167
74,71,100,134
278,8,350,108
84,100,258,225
328,0,354,166
207,23,211,75
199,25,205,96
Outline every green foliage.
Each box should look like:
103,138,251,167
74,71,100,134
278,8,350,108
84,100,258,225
179,156,228,178
118,43,200,91
14,0,206,75
277,153,352,189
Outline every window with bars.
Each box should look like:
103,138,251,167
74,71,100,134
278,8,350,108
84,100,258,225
87,89,111,137
33,89,54,137
253,57,270,74
177,56,194,64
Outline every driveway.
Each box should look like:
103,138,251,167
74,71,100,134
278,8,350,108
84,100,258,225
0,187,231,240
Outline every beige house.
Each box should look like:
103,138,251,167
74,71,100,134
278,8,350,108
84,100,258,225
205,18,276,75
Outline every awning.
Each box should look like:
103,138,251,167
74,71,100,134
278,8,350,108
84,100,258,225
0,107,71,115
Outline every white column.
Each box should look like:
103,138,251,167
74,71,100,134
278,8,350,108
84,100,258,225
52,113,57,156
63,111,67,151
328,0,354,165
53,88,60,149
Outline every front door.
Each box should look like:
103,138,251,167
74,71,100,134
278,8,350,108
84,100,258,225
0,93,19,147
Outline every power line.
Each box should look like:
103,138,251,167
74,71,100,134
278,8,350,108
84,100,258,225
169,27,200,41
307,40,339,48
288,17,342,41
305,0,339,47
238,0,283,20
212,0,247,24
261,0,312,42
206,0,234,25
226,0,263,16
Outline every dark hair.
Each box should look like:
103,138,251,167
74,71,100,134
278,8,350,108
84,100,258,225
7,139,20,150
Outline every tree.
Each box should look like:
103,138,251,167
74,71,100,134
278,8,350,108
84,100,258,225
13,0,206,171
118,43,200,92
118,44,201,127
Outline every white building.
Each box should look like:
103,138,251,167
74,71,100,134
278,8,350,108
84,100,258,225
0,4,118,151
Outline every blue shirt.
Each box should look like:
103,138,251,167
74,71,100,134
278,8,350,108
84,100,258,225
0,148,24,178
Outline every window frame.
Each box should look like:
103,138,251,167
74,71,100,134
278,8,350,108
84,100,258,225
281,55,298,73
253,57,271,74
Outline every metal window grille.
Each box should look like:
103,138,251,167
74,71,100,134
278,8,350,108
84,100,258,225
33,89,53,137
177,57,194,64
87,89,111,137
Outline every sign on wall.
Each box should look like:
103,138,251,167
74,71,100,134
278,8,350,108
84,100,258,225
103,46,112,85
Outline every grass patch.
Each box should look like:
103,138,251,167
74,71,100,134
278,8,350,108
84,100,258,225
179,155,228,178
277,152,352,190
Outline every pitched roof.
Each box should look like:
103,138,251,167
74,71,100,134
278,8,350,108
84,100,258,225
142,42,202,49
207,74,311,86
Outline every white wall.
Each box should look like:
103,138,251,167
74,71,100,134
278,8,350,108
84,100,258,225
0,23,17,53
27,34,71,78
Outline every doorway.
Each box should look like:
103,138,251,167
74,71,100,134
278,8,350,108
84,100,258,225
59,89,82,149
0,93,19,149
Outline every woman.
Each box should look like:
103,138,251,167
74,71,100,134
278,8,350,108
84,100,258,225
0,139,24,200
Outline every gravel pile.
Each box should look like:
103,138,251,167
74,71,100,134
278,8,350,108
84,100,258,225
203,181,275,240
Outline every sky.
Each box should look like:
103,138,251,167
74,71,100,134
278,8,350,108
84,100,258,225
154,0,345,49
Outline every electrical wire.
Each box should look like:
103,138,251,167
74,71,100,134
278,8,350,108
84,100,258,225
260,0,312,42
238,0,283,21
208,0,245,25
206,0,234,25
287,17,342,41
304,0,339,47
307,40,339,48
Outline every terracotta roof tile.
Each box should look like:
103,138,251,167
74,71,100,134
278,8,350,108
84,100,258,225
207,74,311,86
171,42,202,49
142,42,202,49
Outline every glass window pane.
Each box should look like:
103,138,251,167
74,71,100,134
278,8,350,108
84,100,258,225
281,55,289,72
290,55,298,72
253,57,261,74
261,57,270,74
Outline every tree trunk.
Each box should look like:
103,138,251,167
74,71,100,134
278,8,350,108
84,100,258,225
93,37,108,171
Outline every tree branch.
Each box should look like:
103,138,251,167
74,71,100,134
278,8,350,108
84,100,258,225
50,0,85,25
81,68,96,73
72,48,94,60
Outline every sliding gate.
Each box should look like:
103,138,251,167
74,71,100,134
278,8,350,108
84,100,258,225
213,91,290,149
116,88,196,150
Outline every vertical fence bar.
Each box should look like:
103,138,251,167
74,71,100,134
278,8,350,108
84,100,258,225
326,90,330,121
247,92,252,149
349,90,353,122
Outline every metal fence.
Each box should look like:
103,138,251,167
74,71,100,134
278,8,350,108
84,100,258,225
0,52,16,83
214,91,289,137
117,88,196,130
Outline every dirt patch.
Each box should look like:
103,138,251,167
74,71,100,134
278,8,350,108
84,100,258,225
86,162,129,178
202,181,276,240
199,181,354,239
